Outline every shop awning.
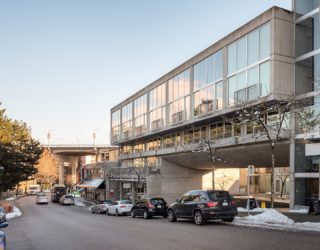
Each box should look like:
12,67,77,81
76,178,105,188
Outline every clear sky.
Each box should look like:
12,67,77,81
0,0,291,145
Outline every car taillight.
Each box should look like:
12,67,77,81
148,202,155,209
207,201,219,207
231,200,237,206
120,205,126,208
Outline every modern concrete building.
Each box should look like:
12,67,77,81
291,0,320,207
111,2,320,208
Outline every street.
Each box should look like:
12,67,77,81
2,196,320,250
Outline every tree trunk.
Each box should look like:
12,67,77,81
271,148,275,208
212,167,215,190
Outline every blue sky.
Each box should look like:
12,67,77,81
0,0,291,144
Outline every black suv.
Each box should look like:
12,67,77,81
131,198,168,219
167,190,238,225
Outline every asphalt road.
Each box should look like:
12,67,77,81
3,196,320,250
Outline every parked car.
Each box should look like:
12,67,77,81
91,200,112,214
51,185,66,203
36,192,48,204
0,223,8,250
0,208,6,223
167,190,238,225
106,200,133,216
59,194,75,205
131,198,168,219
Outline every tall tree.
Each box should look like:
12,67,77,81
35,149,59,188
0,104,43,192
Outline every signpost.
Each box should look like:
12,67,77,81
247,165,255,215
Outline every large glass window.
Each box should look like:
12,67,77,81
149,83,166,130
111,110,121,141
295,0,320,17
228,22,270,75
237,37,247,70
228,63,269,106
121,102,133,139
134,94,147,136
150,83,166,110
296,13,320,58
194,50,223,91
296,53,320,93
248,29,259,65
260,23,270,60
260,62,270,96
168,69,190,102
169,96,190,124
168,69,191,124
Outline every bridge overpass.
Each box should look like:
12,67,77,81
43,144,118,186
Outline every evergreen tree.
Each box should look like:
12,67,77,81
0,104,43,191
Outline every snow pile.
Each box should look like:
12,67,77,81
233,209,320,232
236,209,294,225
5,197,16,201
289,208,309,214
6,206,22,219
237,207,267,213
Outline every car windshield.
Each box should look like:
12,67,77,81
207,191,232,201
65,195,74,199
120,200,132,204
151,199,166,206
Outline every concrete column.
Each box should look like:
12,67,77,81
119,182,123,200
131,182,135,201
59,164,64,185
289,111,295,209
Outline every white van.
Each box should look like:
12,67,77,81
27,184,41,195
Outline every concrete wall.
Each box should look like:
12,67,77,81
271,8,295,97
147,158,210,204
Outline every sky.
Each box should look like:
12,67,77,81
0,0,291,145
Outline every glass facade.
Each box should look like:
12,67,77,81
111,109,121,141
111,22,271,143
294,0,320,206
149,83,166,131
227,23,270,106
134,94,147,136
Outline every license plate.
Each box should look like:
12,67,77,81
222,202,228,206
157,205,161,208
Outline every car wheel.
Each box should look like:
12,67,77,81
223,217,234,223
131,210,136,218
106,209,110,216
167,210,177,222
143,210,149,219
115,209,119,216
194,210,206,225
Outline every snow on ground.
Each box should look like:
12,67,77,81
237,207,267,213
233,209,320,233
289,208,309,214
6,206,22,220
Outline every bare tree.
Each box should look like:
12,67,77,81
234,99,292,208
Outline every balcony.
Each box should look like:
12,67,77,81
234,83,261,104
151,118,164,131
171,110,186,125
